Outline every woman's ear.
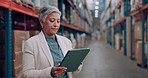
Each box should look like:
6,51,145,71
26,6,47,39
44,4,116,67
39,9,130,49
40,20,44,28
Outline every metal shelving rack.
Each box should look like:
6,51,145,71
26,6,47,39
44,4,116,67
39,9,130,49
0,7,13,78
130,1,148,68
0,0,92,78
103,0,148,68
104,0,127,55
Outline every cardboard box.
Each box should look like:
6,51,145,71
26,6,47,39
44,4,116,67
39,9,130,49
132,39,137,58
13,52,23,67
12,30,29,77
135,41,142,64
134,19,147,41
145,42,148,68
135,41,147,66
12,30,30,52
12,0,22,4
0,30,29,78
13,73,23,78
49,0,58,8
134,21,142,40
29,30,40,37
13,65,23,77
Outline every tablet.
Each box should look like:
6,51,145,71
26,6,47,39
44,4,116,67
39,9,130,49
60,48,90,72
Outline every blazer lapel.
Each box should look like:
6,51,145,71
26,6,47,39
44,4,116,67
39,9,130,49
38,31,54,66
56,35,67,56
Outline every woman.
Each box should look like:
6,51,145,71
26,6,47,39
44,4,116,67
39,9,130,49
22,5,82,78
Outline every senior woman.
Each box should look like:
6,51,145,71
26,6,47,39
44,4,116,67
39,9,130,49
22,5,82,78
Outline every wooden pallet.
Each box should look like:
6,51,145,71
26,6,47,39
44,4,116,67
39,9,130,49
21,0,35,10
23,3,35,10
12,0,23,6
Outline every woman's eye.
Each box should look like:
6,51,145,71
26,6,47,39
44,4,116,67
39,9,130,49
57,20,60,23
50,19,55,22
50,20,54,22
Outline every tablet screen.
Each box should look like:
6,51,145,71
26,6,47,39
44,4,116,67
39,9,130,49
60,48,90,72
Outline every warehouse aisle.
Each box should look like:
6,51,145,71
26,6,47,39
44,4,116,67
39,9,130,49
74,40,148,78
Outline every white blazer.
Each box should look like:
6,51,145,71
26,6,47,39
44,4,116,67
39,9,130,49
22,31,82,78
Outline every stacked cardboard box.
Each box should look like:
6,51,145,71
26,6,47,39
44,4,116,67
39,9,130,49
12,30,30,78
70,33,76,49
0,31,30,77
135,41,142,65
76,33,81,48
134,20,147,40
32,0,40,9
134,20,142,40
80,33,86,48
145,42,148,68
29,30,40,37
13,30,39,78
135,41,147,66
48,0,58,8
40,0,49,7
84,22,88,32
101,32,106,41
132,39,137,57
71,10,81,27
12,0,58,10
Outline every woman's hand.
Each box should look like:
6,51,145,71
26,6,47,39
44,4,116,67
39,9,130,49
51,64,67,77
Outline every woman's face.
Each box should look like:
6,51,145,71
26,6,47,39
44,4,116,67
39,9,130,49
41,12,60,37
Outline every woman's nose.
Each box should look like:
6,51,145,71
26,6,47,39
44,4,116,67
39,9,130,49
54,22,59,27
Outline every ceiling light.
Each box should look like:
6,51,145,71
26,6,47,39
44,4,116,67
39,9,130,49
95,6,99,9
95,2,99,5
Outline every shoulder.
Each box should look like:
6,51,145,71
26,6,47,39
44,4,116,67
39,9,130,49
23,35,40,52
25,35,39,43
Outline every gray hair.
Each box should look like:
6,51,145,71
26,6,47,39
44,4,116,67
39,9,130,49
39,5,61,22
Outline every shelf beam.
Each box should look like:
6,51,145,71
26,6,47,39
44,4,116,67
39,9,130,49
60,21,85,32
130,3,148,16
0,0,88,32
0,0,38,18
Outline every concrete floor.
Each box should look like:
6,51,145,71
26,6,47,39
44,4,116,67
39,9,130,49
74,40,148,78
